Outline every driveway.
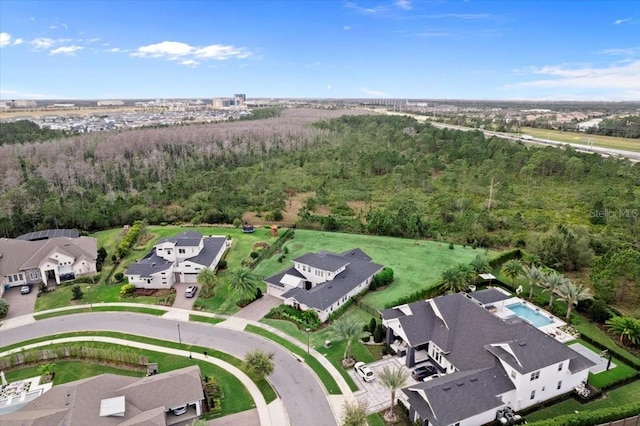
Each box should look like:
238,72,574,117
233,294,282,321
172,282,198,310
2,286,37,319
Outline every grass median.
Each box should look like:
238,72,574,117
33,305,166,320
245,324,342,395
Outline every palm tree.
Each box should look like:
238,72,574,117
228,268,259,302
330,316,363,364
341,399,368,426
557,281,593,320
520,265,544,300
470,255,492,275
606,316,640,347
196,268,219,298
456,263,476,287
378,365,409,421
501,259,523,288
540,271,568,308
440,267,465,293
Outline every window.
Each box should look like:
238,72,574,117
510,370,516,379
179,248,185,254
8,275,13,283
557,381,562,390
530,390,535,400
530,371,540,381
558,363,563,371
542,386,546,392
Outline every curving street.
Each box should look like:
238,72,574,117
0,312,338,426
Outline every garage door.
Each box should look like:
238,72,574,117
182,273,198,283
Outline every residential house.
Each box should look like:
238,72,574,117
0,234,97,296
265,248,383,322
0,366,205,426
381,289,595,426
126,231,229,289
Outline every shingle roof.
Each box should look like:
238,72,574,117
185,236,227,267
125,252,172,277
470,288,512,305
403,366,515,426
17,229,79,241
159,231,203,247
293,251,350,272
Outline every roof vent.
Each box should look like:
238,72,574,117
470,377,478,382
518,342,527,347
442,386,451,391
328,285,332,289
456,382,465,387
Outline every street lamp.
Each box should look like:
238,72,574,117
306,328,311,354
177,323,182,346
86,286,92,310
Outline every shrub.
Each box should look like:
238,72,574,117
250,251,259,259
527,400,640,426
0,298,9,318
369,318,377,335
114,272,124,282
449,243,454,250
588,299,614,324
218,259,227,269
373,324,384,343
70,285,83,300
119,284,136,297
361,335,371,343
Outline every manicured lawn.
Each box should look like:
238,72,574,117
568,339,638,389
515,127,640,153
366,413,386,426
35,283,158,311
189,314,226,325
5,360,143,384
574,317,640,365
526,379,640,422
33,305,166,320
245,324,342,395
253,229,494,309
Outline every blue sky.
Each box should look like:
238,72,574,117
0,0,638,100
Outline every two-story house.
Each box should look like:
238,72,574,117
382,289,595,426
126,231,229,289
265,248,383,322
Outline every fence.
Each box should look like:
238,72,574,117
600,416,640,426
353,300,381,318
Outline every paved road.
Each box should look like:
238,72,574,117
0,312,337,426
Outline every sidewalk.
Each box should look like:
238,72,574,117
0,303,354,425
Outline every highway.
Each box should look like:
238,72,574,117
0,313,337,426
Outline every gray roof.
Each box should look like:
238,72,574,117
470,288,512,305
1,366,203,426
269,248,383,311
159,231,203,247
385,293,595,374
293,251,350,272
125,252,172,277
17,229,79,241
402,366,515,426
186,236,227,267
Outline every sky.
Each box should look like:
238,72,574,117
0,0,639,101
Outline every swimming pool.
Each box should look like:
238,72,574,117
506,303,554,328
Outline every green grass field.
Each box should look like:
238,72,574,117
254,229,494,309
5,360,143,384
516,127,640,152
33,305,166,320
35,282,160,312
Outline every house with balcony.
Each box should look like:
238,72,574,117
0,233,97,295
381,289,595,426
265,248,383,322
126,231,229,289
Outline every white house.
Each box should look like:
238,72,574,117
265,248,383,322
0,234,97,295
126,231,229,289
381,289,596,426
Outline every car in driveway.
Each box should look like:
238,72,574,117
185,285,197,298
412,365,438,381
20,285,32,295
354,362,375,382
170,404,188,415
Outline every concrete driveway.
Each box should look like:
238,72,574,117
233,294,282,321
172,282,198,310
2,285,38,319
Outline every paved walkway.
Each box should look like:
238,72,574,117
0,303,355,425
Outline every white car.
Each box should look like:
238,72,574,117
170,404,188,415
354,362,375,382
185,285,197,298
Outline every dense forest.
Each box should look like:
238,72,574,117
1,108,639,307
0,120,76,145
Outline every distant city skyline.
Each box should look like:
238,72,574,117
0,0,638,101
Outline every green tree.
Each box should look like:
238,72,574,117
540,271,569,308
341,399,368,426
228,268,259,302
71,285,84,300
590,248,640,305
521,265,544,300
330,316,363,364
501,259,524,288
470,255,491,275
197,268,219,298
0,298,9,317
557,281,593,320
439,266,465,293
606,316,640,347
378,365,409,422
244,349,275,380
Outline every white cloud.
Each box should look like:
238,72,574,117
13,38,24,45
31,37,55,49
614,17,632,25
132,40,250,65
427,13,492,20
343,25,352,31
50,45,83,55
305,61,322,68
105,47,122,53
327,84,332,90
0,32,11,47
510,61,640,92
598,47,640,56
344,2,389,15
417,30,455,37
395,0,412,10
360,87,390,97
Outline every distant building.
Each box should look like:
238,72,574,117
9,100,37,108
234,93,246,106
97,100,125,107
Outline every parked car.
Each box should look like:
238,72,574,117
354,362,375,382
423,373,443,382
412,365,438,381
185,285,198,298
170,404,188,415
20,285,32,295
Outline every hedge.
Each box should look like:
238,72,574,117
384,285,442,309
527,400,640,426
